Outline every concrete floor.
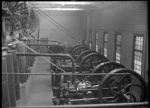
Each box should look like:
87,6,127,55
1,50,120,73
19,57,54,106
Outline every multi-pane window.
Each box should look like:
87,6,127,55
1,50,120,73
115,33,122,63
95,32,99,52
5,18,11,31
133,35,144,75
103,32,108,57
89,42,92,50
89,30,92,49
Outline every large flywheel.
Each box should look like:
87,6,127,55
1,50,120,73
2,2,39,38
2,2,29,31
90,61,126,83
69,45,83,54
76,50,96,63
79,53,109,73
99,68,147,103
71,46,89,59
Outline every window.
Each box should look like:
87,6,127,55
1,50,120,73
103,32,108,57
95,32,99,52
89,30,92,50
5,18,11,31
89,42,92,50
133,35,144,75
115,33,122,63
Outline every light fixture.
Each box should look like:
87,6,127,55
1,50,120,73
52,2,92,5
33,8,86,11
30,2,94,5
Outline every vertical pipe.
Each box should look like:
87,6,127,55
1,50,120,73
10,50,20,101
2,17,6,45
90,10,93,50
5,52,16,107
17,45,28,83
2,55,10,108
83,12,86,45
38,25,40,40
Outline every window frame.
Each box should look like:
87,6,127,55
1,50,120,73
132,34,144,75
114,32,122,63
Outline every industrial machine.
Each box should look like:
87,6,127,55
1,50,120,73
47,45,148,105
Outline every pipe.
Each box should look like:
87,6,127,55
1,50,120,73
12,37,67,73
69,88,98,92
35,39,60,44
16,53,75,73
70,98,98,102
15,102,148,108
2,72,130,75
27,43,64,47
27,43,64,53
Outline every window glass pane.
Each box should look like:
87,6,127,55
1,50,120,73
139,52,142,57
104,48,107,57
116,60,120,63
104,33,108,42
96,45,98,52
135,36,143,51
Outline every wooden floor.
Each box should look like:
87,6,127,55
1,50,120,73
19,57,54,106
